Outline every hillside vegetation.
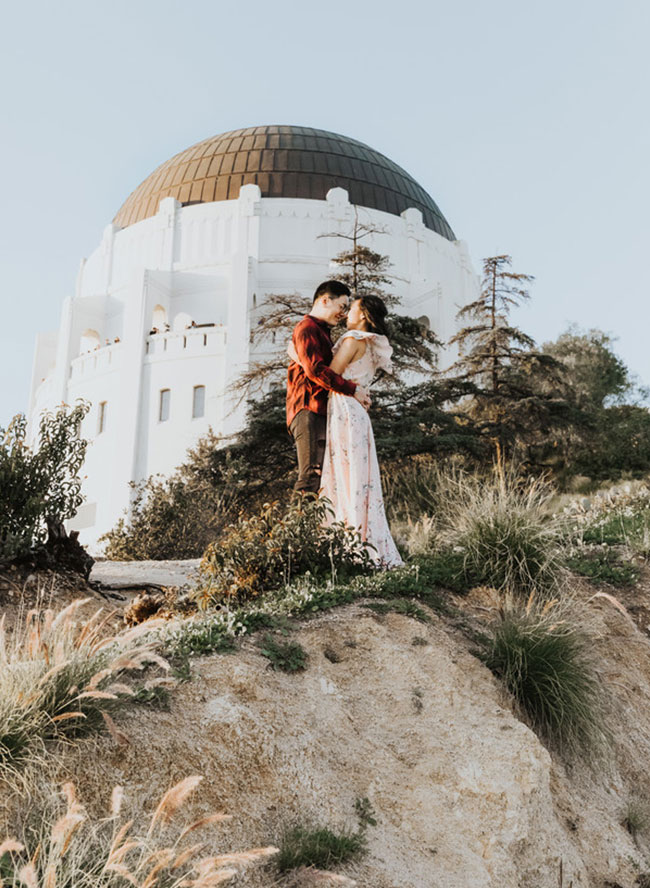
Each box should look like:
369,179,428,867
2,471,650,887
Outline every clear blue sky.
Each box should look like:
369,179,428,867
1,0,648,426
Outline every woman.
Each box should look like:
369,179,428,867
290,295,403,568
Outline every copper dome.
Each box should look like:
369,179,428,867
113,125,455,240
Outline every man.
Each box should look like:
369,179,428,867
287,280,371,493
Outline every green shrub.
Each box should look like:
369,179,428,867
363,599,431,622
0,403,89,562
99,452,242,560
259,634,308,673
566,547,641,586
196,495,375,607
479,600,609,758
409,551,468,594
275,826,366,873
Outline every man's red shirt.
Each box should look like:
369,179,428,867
286,315,357,427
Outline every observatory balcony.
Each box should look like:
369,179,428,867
70,342,122,381
144,325,227,358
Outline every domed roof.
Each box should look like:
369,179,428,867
113,125,455,239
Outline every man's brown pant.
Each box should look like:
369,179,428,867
289,409,327,494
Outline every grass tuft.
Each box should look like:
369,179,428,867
362,599,431,622
622,797,650,839
259,635,308,673
478,597,610,759
275,826,366,873
395,466,565,599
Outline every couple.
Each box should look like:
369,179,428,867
286,279,403,569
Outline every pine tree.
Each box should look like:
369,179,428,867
449,255,570,469
233,213,439,400
320,209,395,304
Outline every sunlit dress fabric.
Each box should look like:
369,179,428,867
320,330,404,569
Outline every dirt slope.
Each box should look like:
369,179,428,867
56,587,650,888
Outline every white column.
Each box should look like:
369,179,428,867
157,196,180,269
401,207,426,303
50,295,75,407
100,223,116,291
221,184,261,436
109,266,149,523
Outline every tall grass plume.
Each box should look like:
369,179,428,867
0,775,277,886
0,599,169,773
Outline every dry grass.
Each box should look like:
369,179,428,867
0,599,169,775
397,465,566,598
0,775,278,887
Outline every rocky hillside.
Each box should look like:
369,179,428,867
48,576,650,888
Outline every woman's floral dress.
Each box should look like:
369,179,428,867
320,329,403,568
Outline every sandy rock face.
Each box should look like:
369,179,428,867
65,603,646,888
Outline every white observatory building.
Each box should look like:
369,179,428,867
27,125,480,551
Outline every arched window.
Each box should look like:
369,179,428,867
97,401,107,434
80,329,100,354
151,305,167,333
159,389,170,422
192,385,205,419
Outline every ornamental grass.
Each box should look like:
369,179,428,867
0,599,168,774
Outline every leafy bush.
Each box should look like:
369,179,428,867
196,495,375,607
100,449,243,561
566,547,641,586
0,600,168,772
0,776,277,887
569,405,650,480
478,598,609,758
0,403,89,562
259,634,308,672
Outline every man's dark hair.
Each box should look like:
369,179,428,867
312,279,351,305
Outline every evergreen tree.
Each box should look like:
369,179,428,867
320,210,395,304
449,255,570,468
233,212,439,399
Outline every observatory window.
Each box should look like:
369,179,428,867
192,385,206,419
159,389,171,422
97,401,107,435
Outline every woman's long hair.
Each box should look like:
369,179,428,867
357,295,389,336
